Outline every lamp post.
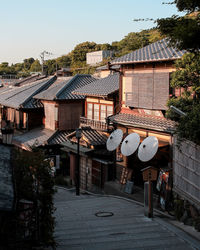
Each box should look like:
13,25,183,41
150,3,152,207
170,105,186,117
1,121,14,145
75,128,82,196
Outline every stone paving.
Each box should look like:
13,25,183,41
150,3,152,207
54,187,200,250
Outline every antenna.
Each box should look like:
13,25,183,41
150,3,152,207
106,129,123,151
138,136,158,162
40,50,53,75
121,133,140,156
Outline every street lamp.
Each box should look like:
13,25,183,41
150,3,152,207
170,105,186,117
75,128,82,196
1,121,14,144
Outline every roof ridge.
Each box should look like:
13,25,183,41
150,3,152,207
55,74,94,99
110,37,185,65
55,74,79,99
21,76,56,108
3,79,46,102
122,112,173,121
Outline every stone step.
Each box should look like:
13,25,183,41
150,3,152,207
57,236,193,250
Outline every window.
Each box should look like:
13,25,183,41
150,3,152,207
100,105,106,122
94,104,99,120
87,102,113,121
87,103,93,119
107,106,113,117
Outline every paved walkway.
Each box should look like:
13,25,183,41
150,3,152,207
54,187,200,250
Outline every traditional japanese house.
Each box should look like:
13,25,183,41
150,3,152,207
11,74,95,150
33,74,95,131
75,73,120,131
0,76,56,131
61,73,119,190
107,38,185,186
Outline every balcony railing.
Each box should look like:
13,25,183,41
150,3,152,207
80,117,108,131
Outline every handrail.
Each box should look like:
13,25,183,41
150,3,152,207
80,117,108,130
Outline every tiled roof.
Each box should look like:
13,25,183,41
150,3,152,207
111,38,185,65
0,76,56,109
14,74,46,87
34,74,95,100
109,113,175,132
72,73,119,97
13,128,55,150
81,127,108,146
0,145,14,211
13,128,72,150
48,130,72,145
96,64,120,71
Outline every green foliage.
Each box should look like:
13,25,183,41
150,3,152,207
159,1,200,145
171,53,200,97
23,57,35,71
56,55,71,68
30,59,41,72
175,0,200,13
0,62,16,75
71,41,98,65
157,1,200,52
112,29,163,57
176,104,200,145
157,14,200,52
44,59,57,75
13,149,56,248
166,96,193,120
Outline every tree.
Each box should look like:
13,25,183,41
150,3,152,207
0,62,10,75
13,148,56,248
23,57,35,71
44,59,57,75
56,55,71,68
30,59,41,72
158,1,200,144
111,29,163,57
170,53,200,99
71,41,97,65
157,1,200,51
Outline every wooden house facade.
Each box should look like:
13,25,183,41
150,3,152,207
107,38,185,186
0,76,56,131
34,74,95,131
61,73,119,190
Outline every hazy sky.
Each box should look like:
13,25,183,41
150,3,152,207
0,0,181,64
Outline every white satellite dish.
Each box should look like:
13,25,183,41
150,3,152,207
138,136,158,162
121,133,140,156
106,129,123,151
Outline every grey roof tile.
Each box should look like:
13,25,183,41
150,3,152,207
109,113,175,132
13,127,55,150
34,74,95,100
72,73,119,97
81,127,108,146
111,38,186,65
48,130,73,145
13,128,73,149
0,76,56,109
14,74,46,87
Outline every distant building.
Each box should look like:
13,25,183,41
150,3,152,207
86,50,114,65
56,68,72,77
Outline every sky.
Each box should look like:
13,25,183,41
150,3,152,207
0,0,182,65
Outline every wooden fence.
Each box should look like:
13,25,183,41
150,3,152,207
173,136,200,208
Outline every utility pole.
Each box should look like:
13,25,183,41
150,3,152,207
40,51,53,75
